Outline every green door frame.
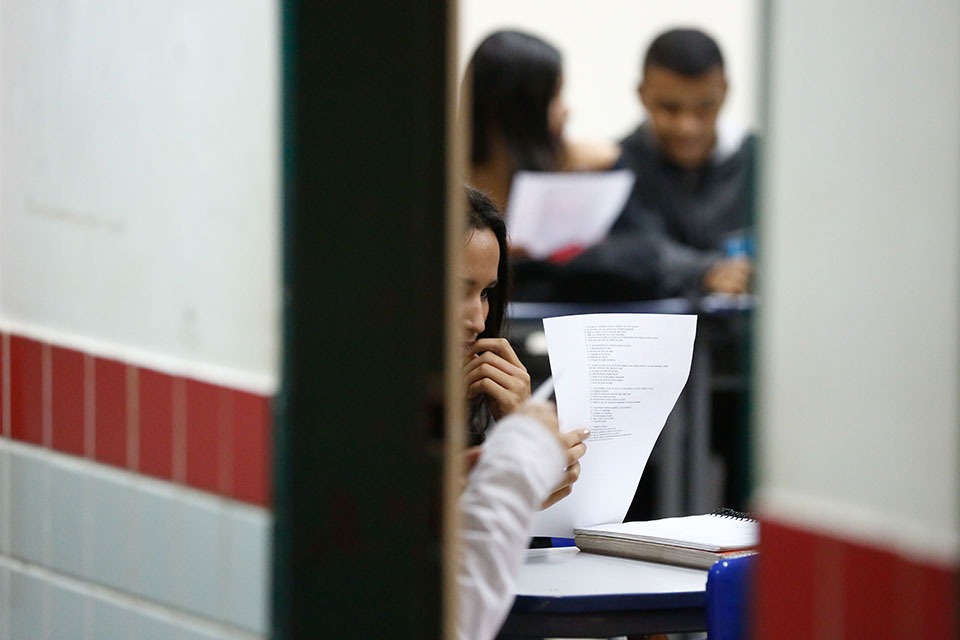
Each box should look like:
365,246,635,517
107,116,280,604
273,2,455,637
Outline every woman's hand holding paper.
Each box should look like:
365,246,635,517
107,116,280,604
541,427,590,509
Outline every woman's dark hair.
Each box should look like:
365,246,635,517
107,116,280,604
643,28,724,77
466,185,510,340
465,185,511,442
466,30,563,172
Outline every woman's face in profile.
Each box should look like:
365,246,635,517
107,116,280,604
547,77,569,140
460,227,500,354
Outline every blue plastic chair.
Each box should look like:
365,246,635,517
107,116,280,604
706,554,757,640
550,536,576,548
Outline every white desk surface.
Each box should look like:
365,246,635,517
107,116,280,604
513,547,708,613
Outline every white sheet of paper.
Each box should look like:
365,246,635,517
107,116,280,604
505,170,634,260
533,313,697,537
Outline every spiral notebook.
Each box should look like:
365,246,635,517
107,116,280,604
573,508,759,569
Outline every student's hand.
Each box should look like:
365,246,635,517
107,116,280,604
511,402,589,509
464,338,531,420
541,427,590,510
703,257,752,294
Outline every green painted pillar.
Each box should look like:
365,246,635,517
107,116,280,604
273,2,452,637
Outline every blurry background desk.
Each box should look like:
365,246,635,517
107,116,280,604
506,295,755,517
497,547,708,638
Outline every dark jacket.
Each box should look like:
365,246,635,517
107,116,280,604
618,123,757,296
511,172,664,303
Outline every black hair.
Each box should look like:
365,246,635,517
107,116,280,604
465,185,510,340
466,30,563,172
643,28,724,77
464,185,511,442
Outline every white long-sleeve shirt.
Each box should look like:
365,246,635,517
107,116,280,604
457,411,565,640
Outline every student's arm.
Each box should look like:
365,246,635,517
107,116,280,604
615,202,752,297
656,235,752,296
560,138,621,172
457,403,565,640
513,197,666,302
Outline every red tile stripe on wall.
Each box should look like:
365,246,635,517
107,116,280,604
51,345,85,456
755,518,959,639
10,336,44,446
1,332,272,508
1,334,7,439
94,357,128,468
139,367,175,481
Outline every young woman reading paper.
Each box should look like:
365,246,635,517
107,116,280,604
457,187,590,639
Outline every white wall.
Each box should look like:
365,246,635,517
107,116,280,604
458,0,761,142
0,0,280,392
756,0,960,563
0,3,278,637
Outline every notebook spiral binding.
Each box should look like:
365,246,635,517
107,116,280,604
710,507,757,522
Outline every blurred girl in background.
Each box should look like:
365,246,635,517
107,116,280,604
464,30,618,213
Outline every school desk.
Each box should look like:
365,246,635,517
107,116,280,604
498,547,709,638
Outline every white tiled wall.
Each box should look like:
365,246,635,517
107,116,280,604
7,568,47,639
8,451,50,568
0,0,281,387
0,440,270,639
0,1,278,635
